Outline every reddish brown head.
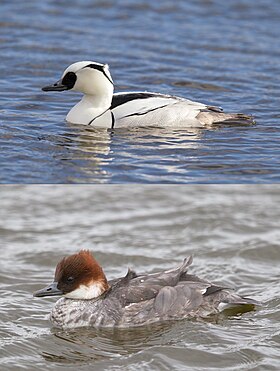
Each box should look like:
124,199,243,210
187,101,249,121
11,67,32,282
34,250,109,300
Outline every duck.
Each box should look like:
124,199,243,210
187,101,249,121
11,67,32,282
33,250,259,329
42,61,254,128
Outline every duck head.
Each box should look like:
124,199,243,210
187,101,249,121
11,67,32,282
33,250,109,300
42,61,114,97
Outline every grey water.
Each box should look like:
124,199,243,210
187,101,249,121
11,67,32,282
0,0,280,183
0,185,279,370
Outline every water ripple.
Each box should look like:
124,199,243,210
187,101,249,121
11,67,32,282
0,186,279,369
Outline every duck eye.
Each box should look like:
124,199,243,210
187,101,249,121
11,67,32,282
61,72,77,89
67,276,74,283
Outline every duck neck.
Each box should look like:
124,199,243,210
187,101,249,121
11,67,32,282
67,87,114,125
80,91,112,113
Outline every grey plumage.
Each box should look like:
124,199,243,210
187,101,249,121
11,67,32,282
50,256,260,329
102,256,259,326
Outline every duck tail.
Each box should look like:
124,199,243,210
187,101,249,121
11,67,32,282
237,295,261,306
219,293,261,312
197,106,255,125
213,113,255,125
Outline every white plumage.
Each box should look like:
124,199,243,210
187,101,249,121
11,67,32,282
42,61,253,128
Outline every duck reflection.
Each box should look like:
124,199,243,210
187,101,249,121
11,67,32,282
48,123,216,183
41,321,174,364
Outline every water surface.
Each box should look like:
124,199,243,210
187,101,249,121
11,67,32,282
0,0,280,183
0,185,279,369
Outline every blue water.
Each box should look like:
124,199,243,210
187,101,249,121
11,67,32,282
0,0,279,183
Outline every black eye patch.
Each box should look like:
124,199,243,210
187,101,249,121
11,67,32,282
61,72,77,89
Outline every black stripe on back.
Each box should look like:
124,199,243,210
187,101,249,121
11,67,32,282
110,92,175,110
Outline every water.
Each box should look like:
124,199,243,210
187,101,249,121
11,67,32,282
0,185,279,370
1,0,280,183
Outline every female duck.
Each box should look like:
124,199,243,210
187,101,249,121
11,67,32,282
42,61,253,128
33,250,258,329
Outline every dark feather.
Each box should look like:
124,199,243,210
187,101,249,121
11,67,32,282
110,92,177,110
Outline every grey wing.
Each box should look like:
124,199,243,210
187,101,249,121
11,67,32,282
131,256,194,287
108,257,194,306
153,284,205,316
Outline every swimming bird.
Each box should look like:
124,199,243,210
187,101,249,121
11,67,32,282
33,250,259,329
42,61,254,127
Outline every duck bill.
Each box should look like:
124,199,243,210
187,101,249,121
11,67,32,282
33,282,63,297
42,80,68,92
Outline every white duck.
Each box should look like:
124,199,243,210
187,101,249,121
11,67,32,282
42,61,253,128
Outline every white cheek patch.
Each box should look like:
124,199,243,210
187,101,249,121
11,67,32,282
64,283,104,300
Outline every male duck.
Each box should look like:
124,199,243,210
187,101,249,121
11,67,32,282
42,61,253,128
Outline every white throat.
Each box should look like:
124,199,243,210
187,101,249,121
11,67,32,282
64,281,106,300
66,92,113,126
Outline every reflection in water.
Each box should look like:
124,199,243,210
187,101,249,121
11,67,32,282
65,124,113,156
41,321,175,364
42,125,114,182
65,124,205,153
45,124,207,183
35,120,257,183
39,306,259,366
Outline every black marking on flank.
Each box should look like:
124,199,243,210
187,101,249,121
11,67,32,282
122,104,169,118
84,63,114,85
111,112,115,128
88,107,111,126
61,72,77,90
